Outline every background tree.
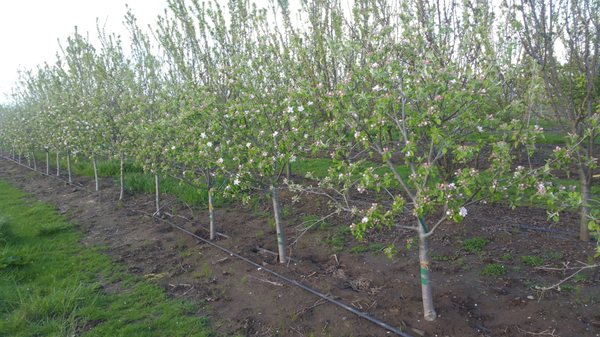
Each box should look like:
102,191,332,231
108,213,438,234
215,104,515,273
95,29,137,200
510,0,600,241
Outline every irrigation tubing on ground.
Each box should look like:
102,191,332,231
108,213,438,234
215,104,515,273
0,156,414,337
2,156,86,188
153,216,413,337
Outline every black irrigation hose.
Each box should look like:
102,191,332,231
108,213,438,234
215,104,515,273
2,156,86,188
157,218,413,337
512,223,598,242
1,156,414,337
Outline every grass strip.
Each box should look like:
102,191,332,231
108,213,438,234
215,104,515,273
0,179,212,337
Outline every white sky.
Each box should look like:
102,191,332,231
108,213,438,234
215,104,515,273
0,0,168,104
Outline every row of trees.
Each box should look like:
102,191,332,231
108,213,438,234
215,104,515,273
0,0,598,322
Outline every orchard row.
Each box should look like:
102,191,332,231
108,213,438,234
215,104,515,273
0,0,598,322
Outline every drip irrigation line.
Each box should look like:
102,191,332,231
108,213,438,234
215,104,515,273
512,223,573,235
2,156,232,239
512,223,597,242
149,214,414,337
2,156,85,188
0,156,414,337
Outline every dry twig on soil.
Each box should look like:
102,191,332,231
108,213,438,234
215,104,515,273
535,261,599,295
516,327,559,336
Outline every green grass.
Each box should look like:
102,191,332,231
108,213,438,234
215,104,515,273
299,215,332,231
35,152,143,178
293,157,412,184
462,237,489,254
33,148,600,219
481,263,506,277
123,173,226,206
36,152,228,208
350,245,369,254
544,250,565,261
327,226,352,253
0,179,212,337
431,254,453,262
520,255,545,267
537,132,568,145
293,158,334,179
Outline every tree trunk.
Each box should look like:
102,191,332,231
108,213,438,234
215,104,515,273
208,186,215,241
18,152,21,164
66,150,72,184
27,153,31,167
285,162,292,180
56,151,60,177
92,155,99,191
32,152,37,171
417,218,437,321
119,152,125,200
579,167,591,242
155,174,161,216
271,185,287,263
45,150,50,175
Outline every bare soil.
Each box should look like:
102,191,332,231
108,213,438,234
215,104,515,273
1,158,599,337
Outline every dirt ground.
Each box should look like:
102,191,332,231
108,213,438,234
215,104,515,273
1,158,599,337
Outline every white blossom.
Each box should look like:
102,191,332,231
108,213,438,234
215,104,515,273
459,207,468,217
537,182,546,195
361,216,369,223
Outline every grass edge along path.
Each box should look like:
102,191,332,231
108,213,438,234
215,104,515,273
0,179,213,337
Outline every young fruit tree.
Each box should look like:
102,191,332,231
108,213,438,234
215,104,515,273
125,10,179,215
58,29,107,190
212,0,315,262
155,0,237,240
289,0,538,321
509,0,600,242
94,30,137,200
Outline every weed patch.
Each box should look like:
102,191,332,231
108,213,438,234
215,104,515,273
462,237,489,254
521,255,545,267
481,263,506,277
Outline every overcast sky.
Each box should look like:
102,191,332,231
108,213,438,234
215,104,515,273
0,0,168,104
